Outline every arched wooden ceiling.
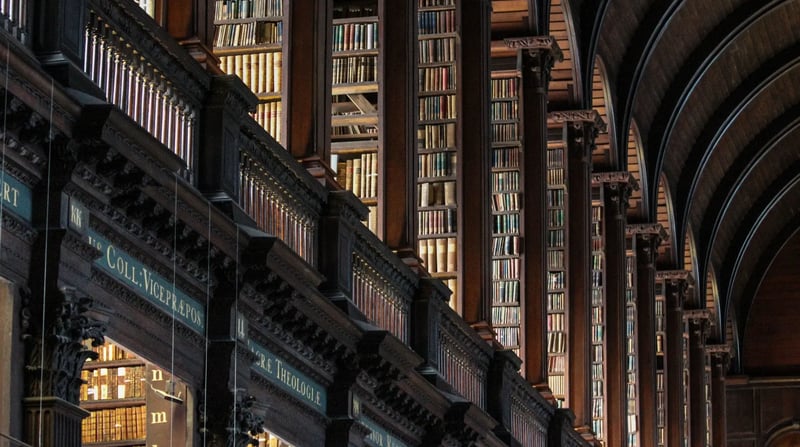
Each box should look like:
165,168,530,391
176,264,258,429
490,0,800,370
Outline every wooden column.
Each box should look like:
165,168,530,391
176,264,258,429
594,172,636,447
552,110,605,436
382,0,417,249
285,0,334,182
685,309,710,447
510,35,561,386
459,0,492,324
707,345,730,447
163,0,218,71
629,224,666,447
661,271,692,447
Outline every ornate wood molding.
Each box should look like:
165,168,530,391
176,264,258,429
547,110,608,133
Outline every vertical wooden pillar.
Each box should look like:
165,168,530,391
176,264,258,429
382,0,417,249
685,309,710,447
285,0,333,181
707,346,729,447
630,224,665,447
551,110,604,436
460,0,492,325
594,172,635,447
510,35,561,386
661,271,692,447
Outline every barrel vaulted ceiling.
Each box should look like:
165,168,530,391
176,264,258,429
490,0,800,372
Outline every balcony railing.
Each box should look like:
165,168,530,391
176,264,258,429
0,0,26,43
437,306,492,410
240,120,324,266
509,374,550,446
83,0,207,175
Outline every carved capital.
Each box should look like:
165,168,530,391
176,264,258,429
21,287,106,403
684,309,711,341
510,36,562,92
706,344,732,373
547,110,607,133
229,394,264,447
658,270,694,310
592,171,639,217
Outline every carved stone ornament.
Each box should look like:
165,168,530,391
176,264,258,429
626,223,669,245
547,110,608,133
228,394,264,447
656,270,694,284
21,286,106,403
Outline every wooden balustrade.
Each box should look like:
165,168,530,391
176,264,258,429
0,0,26,43
239,121,325,267
437,306,492,409
82,0,208,174
352,254,411,343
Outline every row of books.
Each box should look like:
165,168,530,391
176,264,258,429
592,252,603,270
547,313,565,331
592,221,603,239
591,270,603,286
81,366,146,401
419,180,456,208
419,37,456,64
419,94,457,120
418,151,457,178
548,167,565,185
548,355,566,375
334,153,378,199
592,306,604,325
81,405,147,443
491,78,518,99
219,52,282,94
548,271,565,289
492,123,519,142
363,205,377,235
548,208,565,227
253,432,296,447
491,235,521,256
547,189,565,207
418,237,457,274
332,22,378,53
548,291,566,311
214,0,283,21
418,122,457,149
547,331,567,353
549,375,566,398
491,280,520,304
592,379,605,399
592,348,605,375
252,100,283,143
492,195,520,213
332,55,377,84
492,147,520,169
214,21,282,47
548,249,565,269
592,324,605,343
418,208,457,235
492,306,520,325
491,171,520,191
491,102,519,121
493,213,520,234
547,229,566,248
496,326,519,347
419,67,456,94
491,258,520,279
547,148,565,167
418,9,456,35
84,340,138,362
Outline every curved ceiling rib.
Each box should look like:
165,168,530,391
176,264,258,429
698,106,800,298
677,46,800,254
578,0,611,105
625,122,647,220
591,57,614,168
721,170,800,335
655,176,675,268
613,0,684,166
643,0,789,214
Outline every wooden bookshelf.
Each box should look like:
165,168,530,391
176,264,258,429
489,72,522,357
416,0,459,309
546,132,568,407
80,341,147,446
331,0,381,233
590,187,606,444
655,279,666,447
214,0,285,143
80,340,189,447
625,233,640,447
